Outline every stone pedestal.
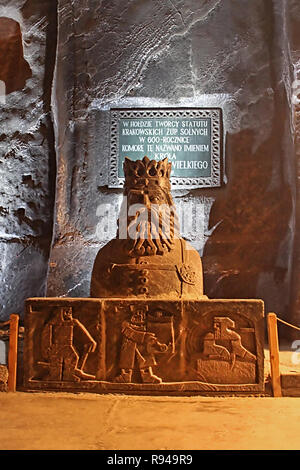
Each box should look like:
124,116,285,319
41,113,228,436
24,297,264,395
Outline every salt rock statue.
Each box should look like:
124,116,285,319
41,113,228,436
91,156,204,299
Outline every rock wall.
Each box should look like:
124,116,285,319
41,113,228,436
286,0,300,335
203,0,296,321
0,0,56,320
1,0,299,336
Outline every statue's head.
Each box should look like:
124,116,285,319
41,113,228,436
118,156,180,257
62,307,73,321
124,155,172,203
213,317,235,339
130,309,146,326
52,306,73,322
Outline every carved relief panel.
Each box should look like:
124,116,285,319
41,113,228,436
24,298,264,394
103,300,182,385
24,298,105,389
102,299,264,391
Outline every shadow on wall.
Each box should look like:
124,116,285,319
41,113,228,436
0,16,32,95
202,129,293,318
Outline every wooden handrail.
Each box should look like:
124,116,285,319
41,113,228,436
7,314,19,392
267,312,282,397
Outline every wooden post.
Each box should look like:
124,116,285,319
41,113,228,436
267,312,282,397
7,314,19,392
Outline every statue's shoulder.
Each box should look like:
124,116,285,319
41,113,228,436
93,237,129,265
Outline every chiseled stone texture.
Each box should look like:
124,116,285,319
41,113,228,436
0,0,56,320
47,0,296,330
23,297,264,394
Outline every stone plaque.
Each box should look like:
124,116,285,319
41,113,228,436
109,108,223,188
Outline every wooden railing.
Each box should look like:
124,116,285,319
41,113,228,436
267,312,300,397
0,314,20,392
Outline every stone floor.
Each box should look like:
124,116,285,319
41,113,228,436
0,345,299,450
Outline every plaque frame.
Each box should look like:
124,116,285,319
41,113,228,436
108,108,223,189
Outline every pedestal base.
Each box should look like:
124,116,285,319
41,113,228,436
24,297,265,395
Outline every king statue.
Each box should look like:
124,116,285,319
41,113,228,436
90,156,205,300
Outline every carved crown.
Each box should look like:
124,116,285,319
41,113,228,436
123,156,172,192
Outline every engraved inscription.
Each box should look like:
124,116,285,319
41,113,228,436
109,108,223,188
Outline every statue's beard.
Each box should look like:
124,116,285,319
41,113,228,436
119,204,180,257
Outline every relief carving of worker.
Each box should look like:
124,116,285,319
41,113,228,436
115,307,168,384
41,307,97,382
